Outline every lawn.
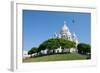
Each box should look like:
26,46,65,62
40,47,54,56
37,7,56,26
23,53,89,62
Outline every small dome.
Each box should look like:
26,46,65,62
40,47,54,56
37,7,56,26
67,31,71,36
73,32,77,38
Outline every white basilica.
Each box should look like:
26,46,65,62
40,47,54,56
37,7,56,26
53,21,79,47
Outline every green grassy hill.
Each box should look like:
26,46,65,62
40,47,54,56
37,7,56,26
23,53,89,62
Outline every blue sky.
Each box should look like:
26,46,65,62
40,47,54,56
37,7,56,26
23,10,91,51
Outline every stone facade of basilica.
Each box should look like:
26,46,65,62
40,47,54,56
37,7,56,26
53,21,79,47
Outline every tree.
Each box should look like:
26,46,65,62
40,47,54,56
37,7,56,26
58,38,76,53
38,38,60,54
28,47,38,57
38,38,76,54
77,43,91,54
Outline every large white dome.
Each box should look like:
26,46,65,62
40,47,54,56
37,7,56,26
60,21,69,35
61,21,68,31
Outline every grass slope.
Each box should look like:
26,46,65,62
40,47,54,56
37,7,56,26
23,53,88,62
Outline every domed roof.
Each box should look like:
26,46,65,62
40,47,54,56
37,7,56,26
73,32,77,38
61,21,69,31
67,31,71,36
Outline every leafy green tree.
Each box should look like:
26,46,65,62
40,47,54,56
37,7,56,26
38,38,76,54
38,38,60,54
77,43,91,54
28,47,38,57
58,38,76,53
